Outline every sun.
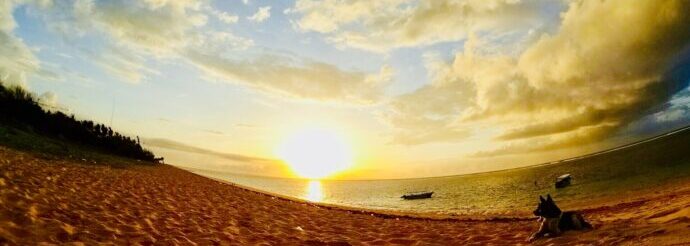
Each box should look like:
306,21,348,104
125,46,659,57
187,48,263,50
276,127,354,179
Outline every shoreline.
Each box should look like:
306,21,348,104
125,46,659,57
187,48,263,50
2,146,690,245
184,165,690,221
184,167,534,222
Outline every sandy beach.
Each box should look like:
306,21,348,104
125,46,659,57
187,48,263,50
1,146,690,245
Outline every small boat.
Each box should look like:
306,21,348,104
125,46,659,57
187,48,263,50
555,174,572,188
401,191,433,200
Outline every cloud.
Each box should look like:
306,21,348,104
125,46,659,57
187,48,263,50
38,91,57,107
85,47,159,84
69,0,208,55
382,69,475,144
0,0,20,32
0,0,40,87
392,128,471,146
34,66,63,81
34,90,70,112
202,129,224,135
212,9,238,24
385,0,690,156
655,107,688,123
654,89,690,123
234,123,258,128
495,108,619,141
143,138,278,164
184,50,393,103
287,0,549,52
22,0,383,104
247,6,270,23
16,0,210,85
471,123,619,157
189,30,254,51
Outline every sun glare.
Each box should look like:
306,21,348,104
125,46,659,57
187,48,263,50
305,180,323,202
276,128,354,179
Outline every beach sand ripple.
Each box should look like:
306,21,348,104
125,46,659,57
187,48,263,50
1,146,689,245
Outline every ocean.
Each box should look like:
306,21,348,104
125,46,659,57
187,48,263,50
188,159,690,216
188,129,690,216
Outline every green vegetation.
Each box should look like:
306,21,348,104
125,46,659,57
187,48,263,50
0,82,158,164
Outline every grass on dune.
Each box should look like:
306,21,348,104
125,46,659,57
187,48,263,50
0,124,149,167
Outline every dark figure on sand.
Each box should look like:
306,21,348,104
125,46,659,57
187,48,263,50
529,194,592,242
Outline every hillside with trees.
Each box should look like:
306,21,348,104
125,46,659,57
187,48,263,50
0,83,156,162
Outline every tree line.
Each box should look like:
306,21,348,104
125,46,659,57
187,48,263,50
0,83,157,162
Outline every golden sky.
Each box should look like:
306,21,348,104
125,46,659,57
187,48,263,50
1,0,690,179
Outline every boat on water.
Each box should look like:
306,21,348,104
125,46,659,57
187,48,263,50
401,191,433,200
555,174,572,188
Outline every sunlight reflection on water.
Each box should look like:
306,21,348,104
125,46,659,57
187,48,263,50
193,153,690,214
305,180,323,202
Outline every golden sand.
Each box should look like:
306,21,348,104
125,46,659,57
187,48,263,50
1,146,689,245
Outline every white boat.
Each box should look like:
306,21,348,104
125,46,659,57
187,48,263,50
555,174,572,188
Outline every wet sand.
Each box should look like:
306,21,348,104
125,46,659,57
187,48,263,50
1,146,690,245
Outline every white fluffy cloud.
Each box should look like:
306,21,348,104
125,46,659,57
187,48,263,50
0,32,38,87
16,0,209,84
287,0,548,52
385,0,690,156
213,10,239,24
0,0,42,87
247,6,271,23
72,0,208,55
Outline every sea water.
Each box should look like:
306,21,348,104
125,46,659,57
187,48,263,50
187,154,690,216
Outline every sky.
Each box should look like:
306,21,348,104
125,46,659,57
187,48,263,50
1,0,690,179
